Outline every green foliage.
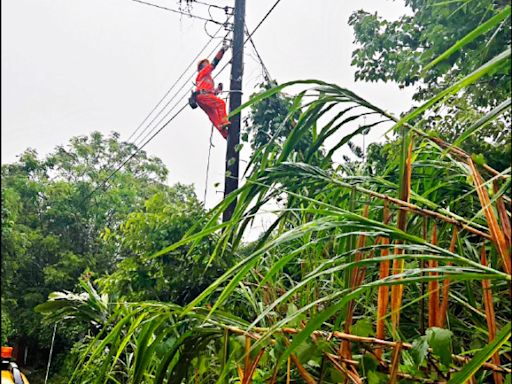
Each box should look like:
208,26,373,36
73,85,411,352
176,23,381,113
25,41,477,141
98,186,228,305
351,318,374,337
244,82,295,151
0,131,172,369
8,5,512,382
449,322,511,384
411,334,429,367
1,306,14,345
65,72,509,382
349,0,511,106
349,0,511,171
35,278,109,330
426,327,453,366
244,81,315,162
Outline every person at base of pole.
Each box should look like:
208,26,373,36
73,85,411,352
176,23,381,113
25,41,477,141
1,346,29,384
195,44,231,139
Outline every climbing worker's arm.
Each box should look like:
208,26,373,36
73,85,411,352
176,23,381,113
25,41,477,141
211,44,228,69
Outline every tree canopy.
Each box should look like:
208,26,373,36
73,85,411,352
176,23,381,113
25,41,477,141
0,131,201,362
349,0,511,170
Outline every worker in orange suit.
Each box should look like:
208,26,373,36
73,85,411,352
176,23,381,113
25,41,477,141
196,44,231,139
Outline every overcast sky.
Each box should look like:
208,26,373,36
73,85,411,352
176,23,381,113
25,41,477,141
2,0,415,221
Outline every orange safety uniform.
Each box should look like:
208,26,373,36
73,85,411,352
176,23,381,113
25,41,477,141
196,48,230,139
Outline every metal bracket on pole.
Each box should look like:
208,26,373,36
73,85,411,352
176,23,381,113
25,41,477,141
224,6,235,16
223,22,234,33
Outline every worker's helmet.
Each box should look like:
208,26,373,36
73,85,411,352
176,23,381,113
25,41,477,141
1,346,13,359
197,59,209,71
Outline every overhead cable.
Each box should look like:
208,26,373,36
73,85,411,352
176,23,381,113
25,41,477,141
85,0,284,202
126,23,226,143
129,0,224,24
203,124,214,203
132,37,226,148
85,18,228,203
82,103,188,203
215,0,283,78
245,24,272,82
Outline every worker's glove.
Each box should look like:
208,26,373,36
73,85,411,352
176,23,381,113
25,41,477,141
222,42,230,51
217,83,223,91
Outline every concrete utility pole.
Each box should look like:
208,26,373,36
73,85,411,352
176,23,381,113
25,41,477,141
222,0,245,223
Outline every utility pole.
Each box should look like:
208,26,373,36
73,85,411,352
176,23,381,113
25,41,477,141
223,0,245,223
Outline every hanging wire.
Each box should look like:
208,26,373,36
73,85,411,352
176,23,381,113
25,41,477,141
44,323,58,384
203,89,232,202
204,19,226,39
89,19,230,208
81,34,225,204
132,36,230,148
81,103,189,203
203,124,215,203
128,0,224,24
128,15,231,148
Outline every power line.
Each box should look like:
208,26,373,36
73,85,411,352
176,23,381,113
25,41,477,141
244,23,272,82
215,0,283,78
203,125,214,203
82,103,189,203
84,35,228,204
85,0,283,203
83,28,227,204
131,36,226,148
128,29,228,146
192,0,232,12
133,0,281,152
243,0,283,44
126,23,225,143
129,0,224,24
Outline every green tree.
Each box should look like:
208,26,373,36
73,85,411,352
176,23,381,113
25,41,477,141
98,185,227,305
243,81,316,161
349,0,511,170
349,0,510,106
244,82,296,151
1,131,169,359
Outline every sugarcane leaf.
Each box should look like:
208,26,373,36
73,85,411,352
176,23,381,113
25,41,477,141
449,322,511,384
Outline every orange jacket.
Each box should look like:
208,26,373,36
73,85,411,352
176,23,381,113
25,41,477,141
196,48,225,92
